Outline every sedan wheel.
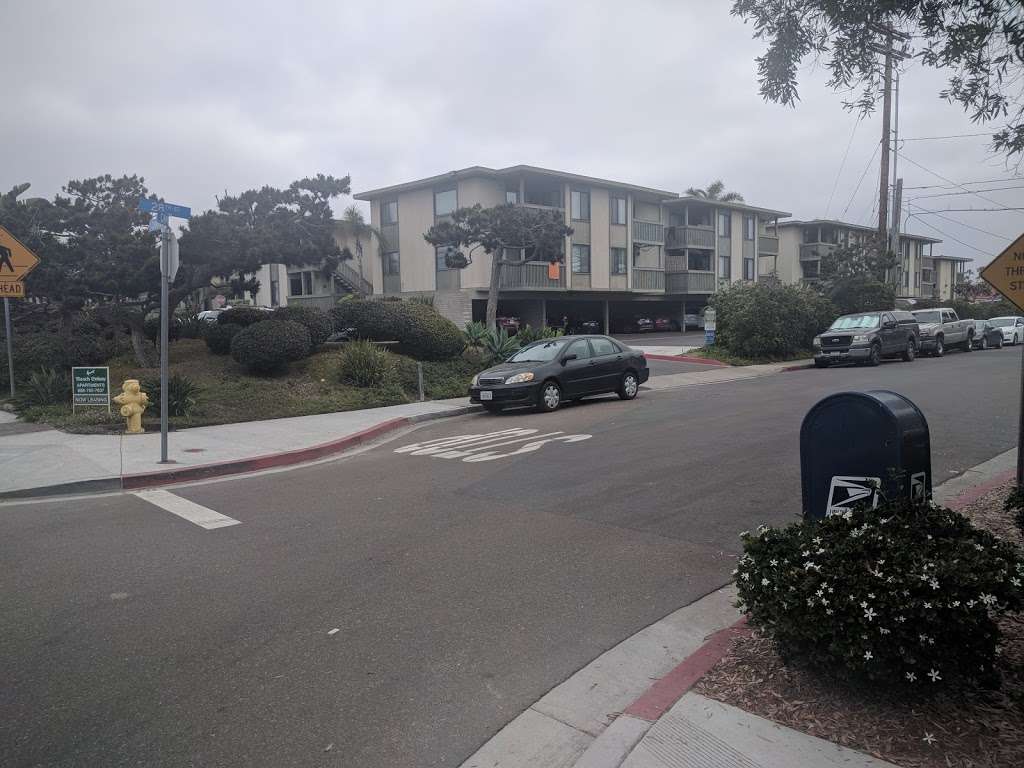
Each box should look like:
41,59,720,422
618,372,639,400
867,344,881,366
538,381,561,412
997,336,1004,349
902,339,916,362
981,336,989,351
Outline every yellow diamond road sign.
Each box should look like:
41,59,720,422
980,232,1024,313
0,224,41,292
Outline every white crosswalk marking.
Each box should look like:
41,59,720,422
395,428,592,463
133,489,241,530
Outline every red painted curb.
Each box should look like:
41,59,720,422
643,354,730,367
781,363,814,372
122,418,411,490
624,617,750,722
945,468,1016,511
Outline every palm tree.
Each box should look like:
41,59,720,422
338,205,387,275
685,180,744,203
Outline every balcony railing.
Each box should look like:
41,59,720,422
666,271,716,293
665,225,715,250
665,253,687,272
499,261,563,290
800,243,836,261
632,268,665,291
633,220,664,243
758,235,779,255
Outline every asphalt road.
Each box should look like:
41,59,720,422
2,346,1018,768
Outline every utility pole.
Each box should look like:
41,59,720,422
877,33,893,242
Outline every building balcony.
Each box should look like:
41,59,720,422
633,220,664,244
758,235,779,255
498,261,564,290
632,268,665,291
665,225,715,250
800,243,836,261
666,271,716,294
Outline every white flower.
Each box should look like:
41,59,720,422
923,733,937,746
879,627,890,635
826,608,834,615
860,601,869,609
801,550,810,557
813,536,822,545
1012,578,1021,588
929,579,939,590
980,593,997,606
974,543,984,551
919,634,928,643
739,530,750,537
807,597,816,607
967,600,977,608
863,607,877,621
863,650,873,661
731,569,739,576
868,593,876,599
906,672,917,682
896,616,906,623
741,572,751,580
927,669,941,682
821,597,829,606
770,559,778,567
923,602,932,609
761,578,770,586
951,600,961,608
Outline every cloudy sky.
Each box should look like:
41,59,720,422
6,1,1022,269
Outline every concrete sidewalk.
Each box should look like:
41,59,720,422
643,359,812,392
0,399,476,498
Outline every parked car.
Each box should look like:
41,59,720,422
813,310,920,368
198,309,225,323
970,320,1005,350
653,316,680,332
988,316,1024,345
683,313,704,330
614,315,654,334
911,308,974,356
497,316,521,334
469,335,649,413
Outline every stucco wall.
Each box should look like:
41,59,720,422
590,187,610,289
396,187,437,293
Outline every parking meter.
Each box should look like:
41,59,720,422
800,390,931,520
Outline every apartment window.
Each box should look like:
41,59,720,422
434,188,457,217
744,215,755,241
570,189,590,221
383,251,400,276
610,247,627,274
922,268,934,283
505,186,519,205
718,254,731,279
610,196,627,225
743,257,755,281
803,260,820,278
382,199,398,225
688,251,712,271
571,244,591,273
288,271,314,296
717,212,731,237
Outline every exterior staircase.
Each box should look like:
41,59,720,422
334,260,373,296
433,290,472,328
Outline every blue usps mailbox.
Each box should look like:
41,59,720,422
800,390,931,520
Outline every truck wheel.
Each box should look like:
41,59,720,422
867,343,881,366
933,336,944,357
901,339,916,362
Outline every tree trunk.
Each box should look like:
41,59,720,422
485,254,502,331
129,322,153,368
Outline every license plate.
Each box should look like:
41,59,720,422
480,391,493,401
829,351,841,357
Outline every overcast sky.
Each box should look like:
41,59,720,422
6,0,1023,269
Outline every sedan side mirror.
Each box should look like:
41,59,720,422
562,353,578,365
883,320,896,330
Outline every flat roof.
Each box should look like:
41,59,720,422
663,195,790,219
779,218,942,244
354,164,678,201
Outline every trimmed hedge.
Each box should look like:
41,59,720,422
272,306,333,347
711,282,836,358
1,333,80,387
204,322,242,355
337,340,396,388
329,299,464,360
230,319,311,374
217,306,269,327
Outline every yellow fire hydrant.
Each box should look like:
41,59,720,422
114,379,150,434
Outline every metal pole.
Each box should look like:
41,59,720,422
159,231,170,463
417,362,424,402
1018,341,1024,487
4,297,14,397
877,35,893,240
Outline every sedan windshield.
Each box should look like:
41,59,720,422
506,339,569,363
829,313,880,330
973,321,988,330
991,318,1016,327
912,310,942,324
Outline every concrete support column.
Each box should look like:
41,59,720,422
541,298,547,328
603,300,610,334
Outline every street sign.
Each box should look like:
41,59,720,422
0,225,41,285
138,199,191,219
72,366,111,411
980,232,1024,312
0,282,25,298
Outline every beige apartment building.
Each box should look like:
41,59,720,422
343,165,790,330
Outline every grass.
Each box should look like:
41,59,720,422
686,345,815,367
17,339,482,434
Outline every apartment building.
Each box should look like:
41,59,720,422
350,165,790,329
777,219,968,301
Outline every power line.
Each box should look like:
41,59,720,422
906,184,1024,201
842,139,881,218
903,177,1024,190
906,203,1017,240
908,215,990,255
899,154,1014,209
900,132,992,141
826,116,862,218
908,206,1024,212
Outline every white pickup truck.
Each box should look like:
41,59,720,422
911,308,974,356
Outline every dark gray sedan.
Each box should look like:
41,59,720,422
469,335,650,413
971,320,1005,350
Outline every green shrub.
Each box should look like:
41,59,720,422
218,306,269,327
711,282,836,358
827,277,896,316
177,313,205,339
408,294,435,307
231,319,311,374
0,333,68,387
139,374,202,417
12,367,69,408
516,325,562,344
337,340,396,388
204,322,242,355
482,328,520,365
143,313,181,344
329,299,464,360
1006,488,1024,538
272,306,333,347
464,321,489,350
736,499,1024,691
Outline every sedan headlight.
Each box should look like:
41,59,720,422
504,372,535,384
851,334,869,344
812,336,821,347
471,374,480,386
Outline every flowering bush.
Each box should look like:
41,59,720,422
736,500,1023,691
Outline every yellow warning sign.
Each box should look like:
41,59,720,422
981,232,1024,313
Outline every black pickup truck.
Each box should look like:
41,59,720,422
813,310,920,368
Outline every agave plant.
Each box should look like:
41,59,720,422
12,367,69,408
482,328,520,365
515,325,563,344
464,321,489,350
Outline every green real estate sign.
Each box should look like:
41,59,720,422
72,366,110,411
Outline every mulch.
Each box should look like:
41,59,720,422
695,482,1024,768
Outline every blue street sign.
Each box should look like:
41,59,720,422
138,199,191,219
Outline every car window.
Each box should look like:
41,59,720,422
590,338,619,356
506,339,568,363
991,318,1014,327
566,339,593,360
882,313,895,325
829,313,880,330
941,311,955,323
913,310,941,324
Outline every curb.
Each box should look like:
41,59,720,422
945,467,1015,511
781,362,815,372
643,353,730,367
0,405,481,500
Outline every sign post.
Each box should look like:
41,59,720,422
138,199,191,464
979,232,1024,485
0,225,43,396
72,367,111,413
4,298,13,398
